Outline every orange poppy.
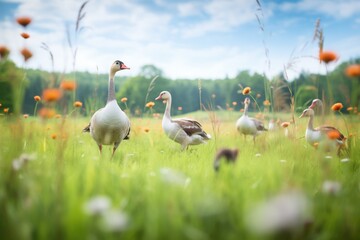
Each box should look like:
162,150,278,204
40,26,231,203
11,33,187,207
146,101,155,108
38,108,56,119
144,128,150,133
20,32,30,39
347,107,353,111
242,87,251,95
319,51,338,64
42,89,62,102
331,103,343,111
34,95,41,101
51,133,57,139
327,130,340,140
345,64,360,77
263,100,271,106
121,97,128,103
16,17,32,27
60,80,76,91
281,122,290,128
0,45,10,58
73,101,82,108
23,114,29,118
20,48,32,61
3,108,9,113
232,102,237,106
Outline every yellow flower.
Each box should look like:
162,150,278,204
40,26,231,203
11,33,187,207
331,103,343,111
242,87,251,95
74,101,83,108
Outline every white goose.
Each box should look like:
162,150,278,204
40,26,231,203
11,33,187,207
299,108,346,153
155,91,211,150
83,60,130,156
236,97,267,142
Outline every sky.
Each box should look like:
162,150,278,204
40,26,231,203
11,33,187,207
0,0,360,80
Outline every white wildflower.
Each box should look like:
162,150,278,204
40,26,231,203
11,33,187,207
159,168,190,187
101,210,129,232
322,180,341,195
84,196,111,215
340,158,349,163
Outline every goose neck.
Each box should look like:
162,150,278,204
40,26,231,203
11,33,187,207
164,96,172,120
107,72,116,102
307,113,315,131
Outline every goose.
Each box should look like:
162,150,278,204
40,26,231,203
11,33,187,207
236,97,267,142
83,60,130,156
155,91,211,150
299,108,346,153
213,148,239,172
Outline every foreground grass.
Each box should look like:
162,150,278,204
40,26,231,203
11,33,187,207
0,111,359,240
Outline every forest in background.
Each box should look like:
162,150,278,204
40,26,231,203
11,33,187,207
0,58,359,117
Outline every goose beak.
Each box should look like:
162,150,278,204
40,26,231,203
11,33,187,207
120,63,130,70
155,95,161,100
299,112,305,118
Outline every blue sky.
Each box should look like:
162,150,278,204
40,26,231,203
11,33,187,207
0,0,359,80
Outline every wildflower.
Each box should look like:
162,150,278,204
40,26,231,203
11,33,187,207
20,32,30,39
347,107,353,112
211,94,216,99
16,16,32,27
345,64,360,77
34,95,41,101
20,47,32,61
256,93,261,98
144,127,150,133
313,142,319,149
178,106,183,111
232,102,237,106
60,80,76,91
281,122,290,128
327,130,340,140
120,97,128,103
23,114,29,118
263,100,271,106
55,114,61,119
331,102,343,111
0,45,10,59
145,101,155,108
242,87,251,95
322,180,341,195
319,50,338,64
340,158,349,163
160,168,190,187
246,190,311,235
42,88,62,102
38,107,56,119
3,108,9,113
74,101,83,108
101,210,129,232
84,195,111,215
51,133,57,139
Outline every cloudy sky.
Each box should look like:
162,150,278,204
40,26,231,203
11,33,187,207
0,0,360,80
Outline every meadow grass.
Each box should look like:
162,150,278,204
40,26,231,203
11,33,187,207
0,111,359,240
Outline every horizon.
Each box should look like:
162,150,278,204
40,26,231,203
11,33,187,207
0,0,359,80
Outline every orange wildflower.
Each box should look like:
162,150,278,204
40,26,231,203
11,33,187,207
55,114,61,119
242,87,251,95
313,142,319,149
319,51,338,64
51,133,57,140
20,48,32,61
281,122,290,128
38,108,56,119
16,17,32,27
146,101,155,108
60,80,76,91
23,114,29,118
42,89,62,102
178,106,183,111
34,95,41,101
4,108,9,113
74,101,82,108
331,103,343,111
144,127,150,133
121,97,128,103
345,64,360,77
327,130,341,140
263,100,271,106
232,101,237,106
20,32,30,39
0,45,10,59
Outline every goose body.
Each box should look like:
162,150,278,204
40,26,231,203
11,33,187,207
155,91,211,150
299,108,346,152
83,60,130,155
236,97,267,141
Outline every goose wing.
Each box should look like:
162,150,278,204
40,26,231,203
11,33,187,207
317,125,346,141
250,118,268,131
173,118,209,138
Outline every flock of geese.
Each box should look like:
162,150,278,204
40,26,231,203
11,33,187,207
83,60,346,157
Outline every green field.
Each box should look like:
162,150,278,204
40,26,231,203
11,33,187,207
0,111,359,240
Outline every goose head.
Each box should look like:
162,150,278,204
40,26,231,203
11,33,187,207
299,108,314,118
155,91,171,101
110,60,130,74
309,99,322,109
244,97,251,105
